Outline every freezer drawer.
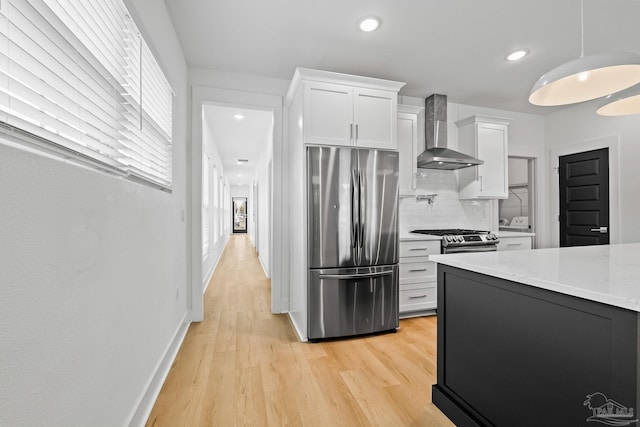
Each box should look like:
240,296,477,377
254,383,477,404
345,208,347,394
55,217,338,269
308,265,399,340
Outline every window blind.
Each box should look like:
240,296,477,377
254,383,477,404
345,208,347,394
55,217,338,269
0,0,173,189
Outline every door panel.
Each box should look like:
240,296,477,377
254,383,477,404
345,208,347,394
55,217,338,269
357,149,399,266
307,146,357,268
353,88,396,149
308,266,399,340
397,112,417,194
559,148,609,246
477,124,508,198
304,82,353,146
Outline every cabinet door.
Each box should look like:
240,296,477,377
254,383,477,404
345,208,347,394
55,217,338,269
304,82,353,146
397,112,417,195
497,236,532,251
353,88,397,149
476,123,508,198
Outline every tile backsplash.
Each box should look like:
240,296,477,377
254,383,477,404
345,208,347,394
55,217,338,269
399,169,495,232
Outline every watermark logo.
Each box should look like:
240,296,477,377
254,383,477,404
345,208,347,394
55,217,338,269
584,392,638,426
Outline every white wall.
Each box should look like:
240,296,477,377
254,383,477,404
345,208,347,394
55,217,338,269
231,185,250,198
0,1,190,426
255,154,272,276
202,117,230,291
545,100,640,244
285,84,307,341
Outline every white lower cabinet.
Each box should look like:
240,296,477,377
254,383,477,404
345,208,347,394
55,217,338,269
497,236,532,251
399,239,440,317
400,283,437,314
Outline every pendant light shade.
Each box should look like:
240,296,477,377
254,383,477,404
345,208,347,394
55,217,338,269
596,84,640,116
529,52,640,106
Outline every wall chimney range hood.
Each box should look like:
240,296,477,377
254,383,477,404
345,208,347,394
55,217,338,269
417,94,483,170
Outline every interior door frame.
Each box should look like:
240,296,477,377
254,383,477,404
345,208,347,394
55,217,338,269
500,145,543,249
190,85,285,322
549,135,620,248
232,197,248,233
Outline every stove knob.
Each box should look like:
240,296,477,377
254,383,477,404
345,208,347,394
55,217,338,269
457,236,464,242
445,236,452,242
490,234,497,240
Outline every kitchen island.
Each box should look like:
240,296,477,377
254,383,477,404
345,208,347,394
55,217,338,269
430,244,640,427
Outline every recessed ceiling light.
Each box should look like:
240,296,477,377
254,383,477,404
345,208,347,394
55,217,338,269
506,49,529,62
233,113,244,120
357,16,381,32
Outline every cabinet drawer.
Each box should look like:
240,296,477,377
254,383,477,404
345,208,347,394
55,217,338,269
399,260,437,283
399,286,436,313
399,240,440,258
497,237,532,251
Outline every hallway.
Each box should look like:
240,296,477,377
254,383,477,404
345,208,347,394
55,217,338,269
147,234,452,426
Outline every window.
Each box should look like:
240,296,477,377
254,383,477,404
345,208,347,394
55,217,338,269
0,0,173,189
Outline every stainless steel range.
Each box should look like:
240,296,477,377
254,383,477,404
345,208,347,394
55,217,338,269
411,229,499,254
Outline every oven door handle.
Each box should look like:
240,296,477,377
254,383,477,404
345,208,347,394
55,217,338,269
444,245,497,254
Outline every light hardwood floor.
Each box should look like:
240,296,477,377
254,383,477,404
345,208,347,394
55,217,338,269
146,234,454,427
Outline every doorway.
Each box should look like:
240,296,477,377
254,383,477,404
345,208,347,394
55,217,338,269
233,197,248,233
558,148,610,247
499,157,537,239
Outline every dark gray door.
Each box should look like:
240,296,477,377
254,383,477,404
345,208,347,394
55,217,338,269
559,148,609,247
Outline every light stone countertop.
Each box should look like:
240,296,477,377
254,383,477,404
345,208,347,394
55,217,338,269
399,231,442,242
431,243,640,312
495,230,535,238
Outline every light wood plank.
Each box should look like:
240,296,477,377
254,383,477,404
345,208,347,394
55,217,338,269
146,234,454,427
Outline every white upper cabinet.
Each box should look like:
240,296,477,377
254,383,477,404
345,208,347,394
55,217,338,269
352,88,397,149
287,68,405,150
397,104,424,195
304,82,353,146
457,115,511,199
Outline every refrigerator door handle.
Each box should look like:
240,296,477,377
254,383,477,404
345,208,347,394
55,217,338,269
351,169,359,249
358,170,365,249
318,270,393,280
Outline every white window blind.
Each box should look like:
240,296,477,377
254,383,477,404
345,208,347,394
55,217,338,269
0,0,173,189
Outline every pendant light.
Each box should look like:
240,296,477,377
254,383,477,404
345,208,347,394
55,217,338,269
529,0,640,107
596,84,640,116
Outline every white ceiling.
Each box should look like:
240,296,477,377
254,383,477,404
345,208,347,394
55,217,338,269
203,105,273,186
169,0,640,183
165,0,640,115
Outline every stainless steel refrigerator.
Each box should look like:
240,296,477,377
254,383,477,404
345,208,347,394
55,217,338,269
307,146,399,341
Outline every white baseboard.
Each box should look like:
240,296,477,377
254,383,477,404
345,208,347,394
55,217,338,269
126,313,190,427
258,254,270,278
287,312,307,342
203,234,230,294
